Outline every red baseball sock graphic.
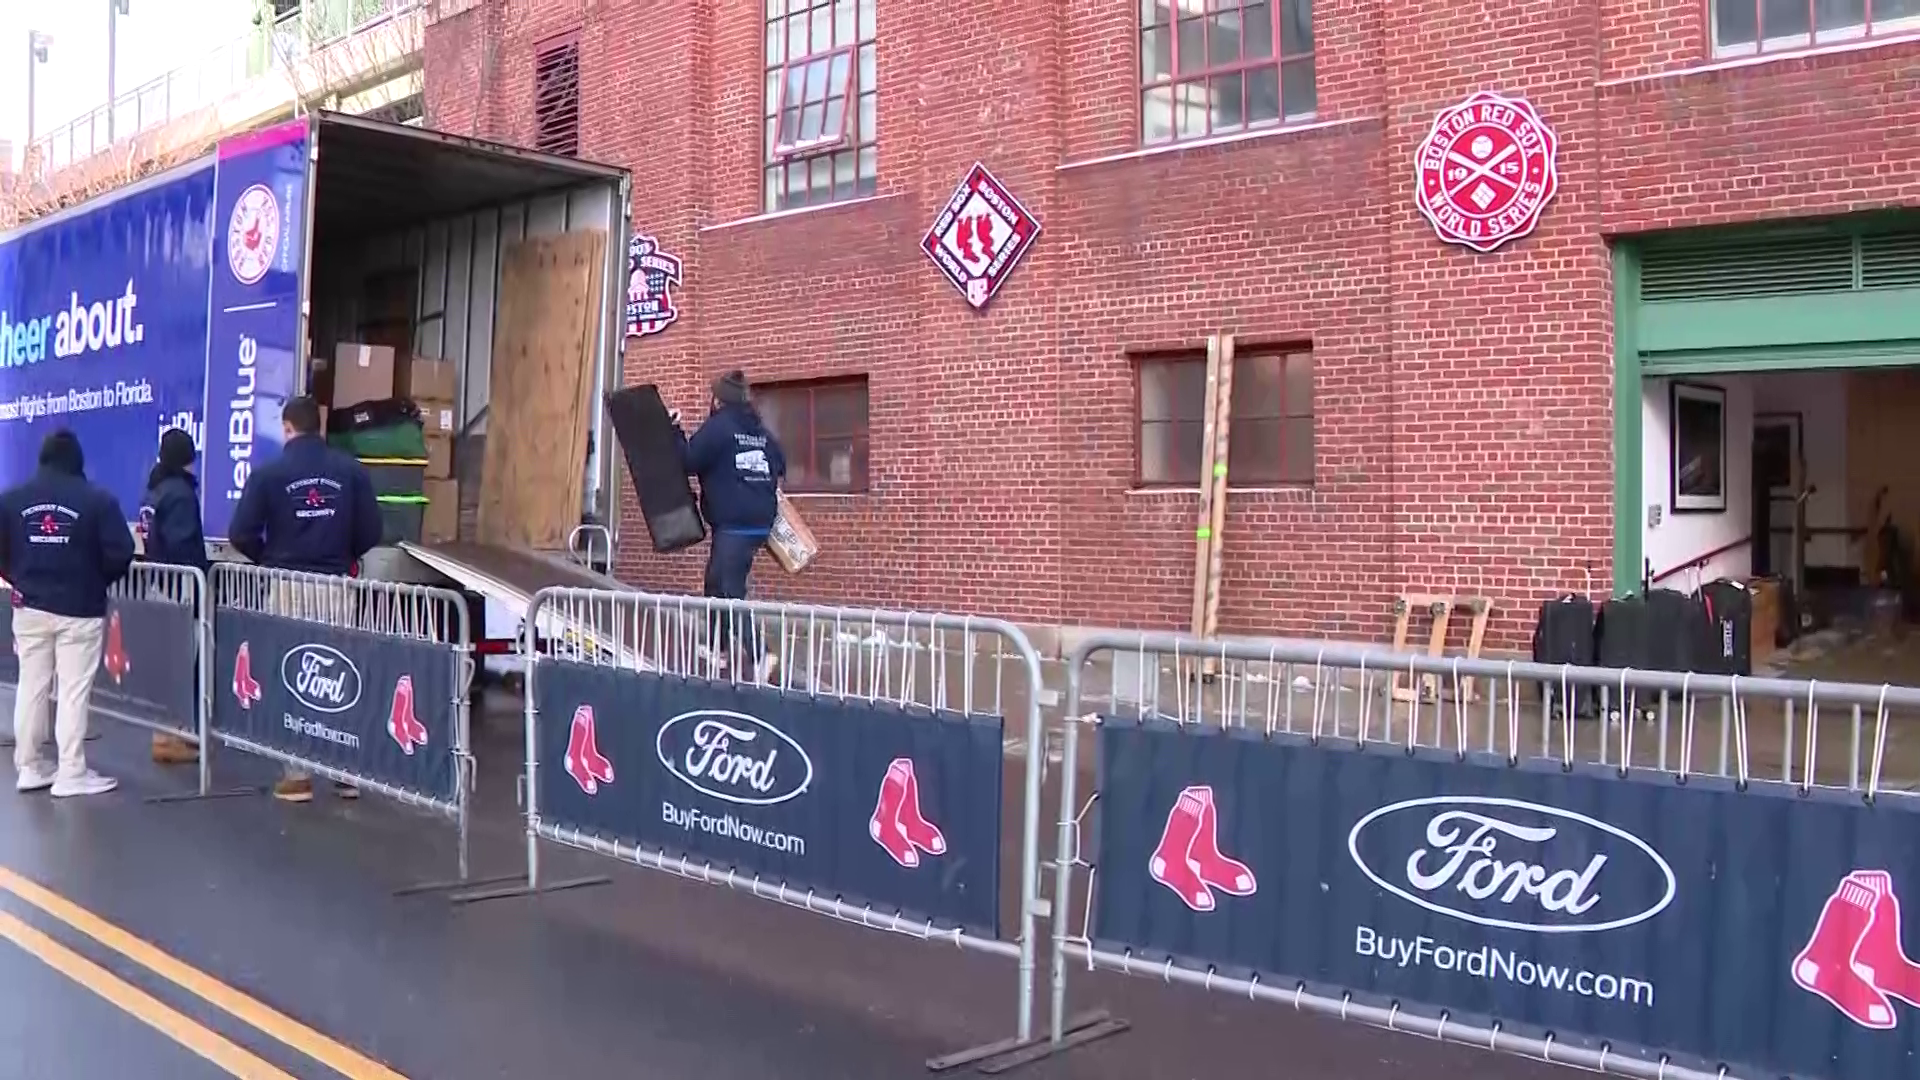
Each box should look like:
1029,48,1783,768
1149,788,1215,912
895,759,947,857
1848,870,1920,1007
563,705,614,795
1793,873,1898,1029
232,643,262,709
104,611,129,683
1189,787,1257,896
387,676,428,754
869,760,920,868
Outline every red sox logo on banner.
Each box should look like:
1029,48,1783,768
1413,91,1560,254
625,234,683,339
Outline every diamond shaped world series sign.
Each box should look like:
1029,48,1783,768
920,162,1042,310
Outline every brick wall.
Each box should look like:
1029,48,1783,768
425,0,1920,649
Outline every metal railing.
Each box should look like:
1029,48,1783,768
1047,633,1920,1080
204,563,476,881
28,0,420,175
483,588,1051,1046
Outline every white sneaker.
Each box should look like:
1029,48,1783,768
14,765,53,793
50,772,117,798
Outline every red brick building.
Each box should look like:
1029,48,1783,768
423,0,1920,650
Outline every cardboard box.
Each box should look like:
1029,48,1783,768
332,343,395,408
767,492,818,573
399,355,457,402
1748,577,1780,670
424,433,453,479
423,479,460,543
417,400,458,437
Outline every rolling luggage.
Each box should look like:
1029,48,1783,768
605,384,706,554
1697,578,1753,676
1530,595,1596,666
1596,594,1652,670
1531,594,1598,717
1644,587,1713,673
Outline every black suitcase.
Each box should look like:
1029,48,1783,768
1644,587,1714,672
1596,594,1652,670
1531,595,1596,666
1531,594,1598,716
1697,578,1753,676
605,384,705,553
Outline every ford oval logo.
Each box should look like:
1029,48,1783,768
655,709,812,806
280,644,362,715
1347,796,1676,934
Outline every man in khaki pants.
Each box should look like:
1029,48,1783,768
1,431,136,797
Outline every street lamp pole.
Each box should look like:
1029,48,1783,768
108,0,131,143
26,31,51,150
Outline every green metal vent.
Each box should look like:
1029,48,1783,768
1862,232,1920,289
1639,234,1854,302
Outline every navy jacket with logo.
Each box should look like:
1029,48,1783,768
0,467,136,618
679,403,786,533
228,434,382,575
139,473,210,574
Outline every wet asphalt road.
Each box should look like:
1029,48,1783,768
0,688,1572,1080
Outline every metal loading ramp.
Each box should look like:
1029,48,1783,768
396,541,652,669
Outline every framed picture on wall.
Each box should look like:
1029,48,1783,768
1671,381,1727,514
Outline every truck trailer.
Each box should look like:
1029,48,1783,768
0,112,637,643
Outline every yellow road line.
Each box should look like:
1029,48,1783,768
0,865,408,1080
0,909,296,1079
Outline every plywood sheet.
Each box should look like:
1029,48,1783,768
477,228,606,549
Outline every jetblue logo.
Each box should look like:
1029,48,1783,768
280,644,362,714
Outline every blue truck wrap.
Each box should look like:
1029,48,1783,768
0,119,307,540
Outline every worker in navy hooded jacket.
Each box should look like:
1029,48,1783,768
0,430,135,798
673,371,786,683
138,427,209,767
228,395,382,804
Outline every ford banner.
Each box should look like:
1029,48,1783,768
1093,718,1920,1080
211,608,457,800
534,662,1006,934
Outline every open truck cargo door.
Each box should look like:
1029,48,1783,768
297,111,636,655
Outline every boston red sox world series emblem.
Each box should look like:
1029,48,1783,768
1413,91,1560,254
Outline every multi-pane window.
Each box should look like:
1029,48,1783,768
1138,350,1315,486
533,36,581,157
756,377,871,493
1713,0,1920,55
764,0,877,213
1140,0,1315,146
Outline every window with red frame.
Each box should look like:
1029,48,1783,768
1713,0,1920,55
1137,350,1314,486
1140,0,1316,146
755,377,871,493
533,36,581,157
764,0,877,214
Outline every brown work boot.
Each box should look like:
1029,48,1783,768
150,734,199,765
272,775,314,803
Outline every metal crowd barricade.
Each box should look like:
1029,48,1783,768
184,563,480,890
0,563,209,782
454,587,1055,1057
1047,633,1920,1080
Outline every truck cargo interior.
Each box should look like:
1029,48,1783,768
300,112,630,615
